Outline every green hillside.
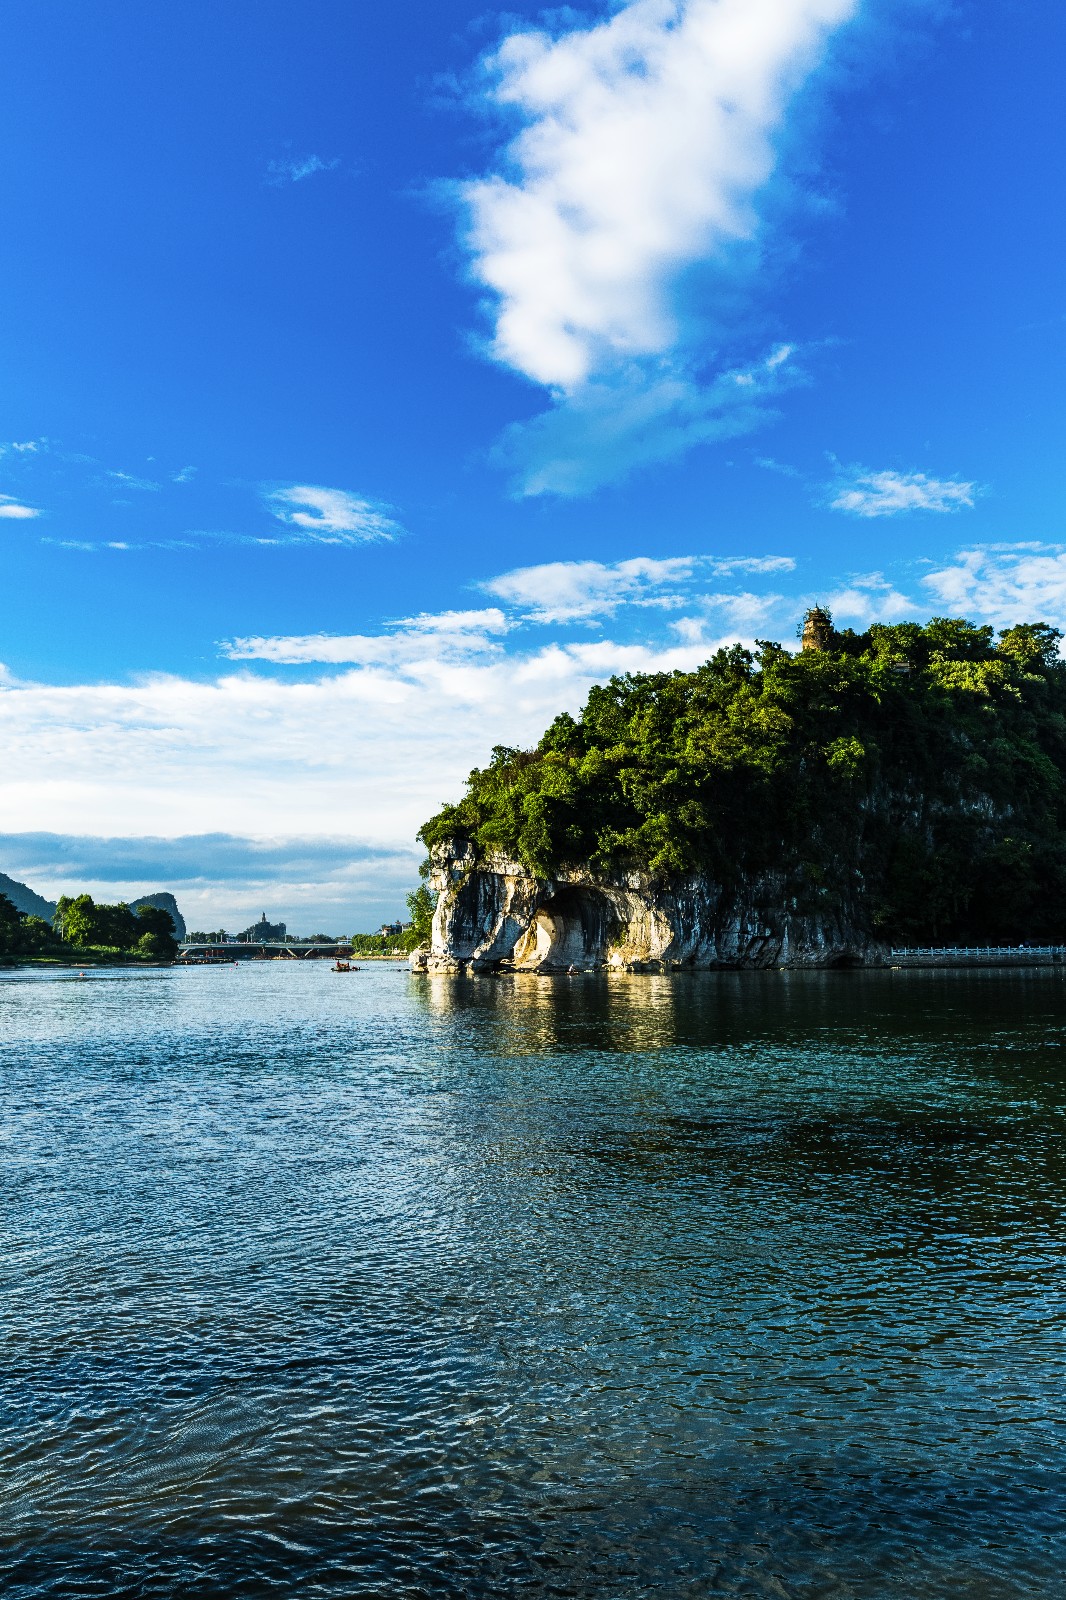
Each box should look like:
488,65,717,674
420,617,1066,946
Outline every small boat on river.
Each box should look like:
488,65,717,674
332,960,360,973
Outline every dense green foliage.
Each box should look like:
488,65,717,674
52,895,179,960
420,618,1066,945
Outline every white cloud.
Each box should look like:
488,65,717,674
701,589,789,630
923,544,1066,631
266,154,340,185
461,0,856,490
465,0,854,388
0,495,39,520
827,467,978,518
0,548,799,884
753,453,802,478
265,484,402,544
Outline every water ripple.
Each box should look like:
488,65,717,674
0,963,1063,1596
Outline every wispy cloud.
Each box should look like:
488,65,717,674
0,495,40,520
462,0,857,492
482,556,699,623
924,543,1066,631
264,484,402,544
481,552,795,622
676,590,788,635
0,543,804,897
713,555,796,575
49,541,139,553
494,346,805,496
827,465,979,518
172,465,196,484
222,609,511,665
265,154,340,186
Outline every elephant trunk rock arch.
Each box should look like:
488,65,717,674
410,841,884,974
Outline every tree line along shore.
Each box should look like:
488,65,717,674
1,885,437,968
0,894,181,966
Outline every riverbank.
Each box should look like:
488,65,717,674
2,953,176,969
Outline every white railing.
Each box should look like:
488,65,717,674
889,945,1066,956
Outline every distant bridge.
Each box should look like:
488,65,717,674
178,940,380,961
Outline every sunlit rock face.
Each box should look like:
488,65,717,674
411,840,885,973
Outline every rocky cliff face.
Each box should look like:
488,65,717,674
412,840,885,973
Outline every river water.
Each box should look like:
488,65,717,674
0,962,1063,1598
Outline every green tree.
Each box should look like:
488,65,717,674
133,904,178,959
403,884,436,950
54,894,98,946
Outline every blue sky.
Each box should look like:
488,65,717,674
1,0,1064,930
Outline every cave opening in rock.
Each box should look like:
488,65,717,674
511,886,619,970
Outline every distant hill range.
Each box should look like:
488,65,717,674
0,874,186,940
0,872,56,921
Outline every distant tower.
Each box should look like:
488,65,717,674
801,606,833,652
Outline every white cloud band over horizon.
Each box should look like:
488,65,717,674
4,542,1062,928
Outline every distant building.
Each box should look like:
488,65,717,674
380,922,404,937
239,912,287,942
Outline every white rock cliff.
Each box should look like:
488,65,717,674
411,840,886,973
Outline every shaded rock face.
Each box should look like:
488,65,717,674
414,841,885,973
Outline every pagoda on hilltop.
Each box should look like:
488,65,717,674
801,606,834,652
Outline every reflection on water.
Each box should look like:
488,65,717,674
0,963,1063,1597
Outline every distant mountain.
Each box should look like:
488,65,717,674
131,893,186,941
0,874,186,939
0,872,57,921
